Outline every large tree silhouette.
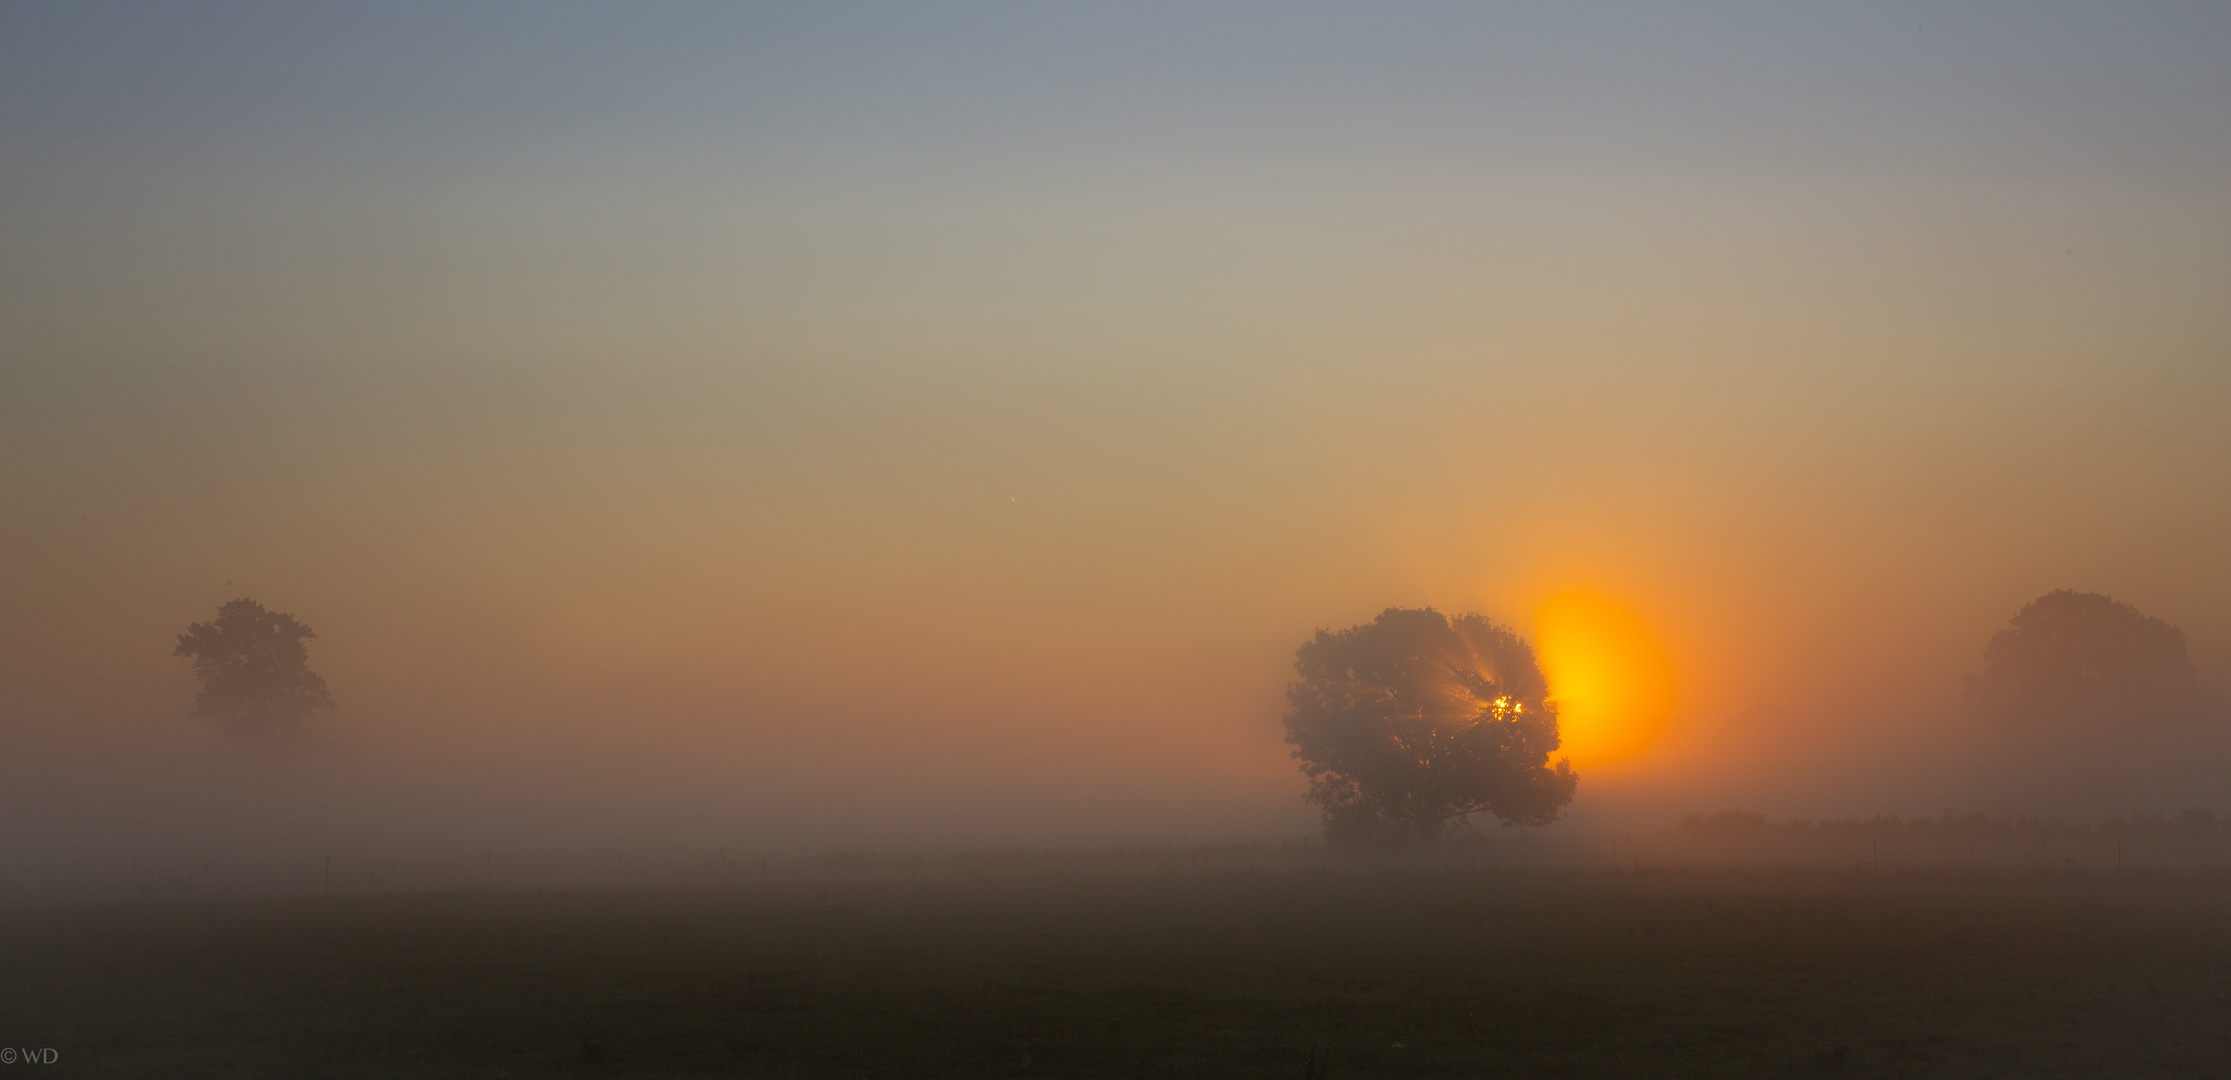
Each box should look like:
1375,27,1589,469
1967,590,2203,733
1965,589,2217,811
1284,607,1575,843
174,598,334,742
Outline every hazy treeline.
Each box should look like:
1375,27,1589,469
17,812,2231,905
1675,808,2231,842
1660,808,2231,875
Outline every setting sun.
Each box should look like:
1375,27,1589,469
1534,591,1677,771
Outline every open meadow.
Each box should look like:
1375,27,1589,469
7,853,2231,1078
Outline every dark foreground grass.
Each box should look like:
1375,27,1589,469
5,865,2231,1078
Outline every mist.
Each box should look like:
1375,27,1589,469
8,3,2231,890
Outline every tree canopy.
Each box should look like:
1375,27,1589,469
1964,589,2221,813
173,598,334,742
1283,607,1576,843
1966,589,2203,732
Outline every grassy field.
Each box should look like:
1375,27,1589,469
5,861,2231,1078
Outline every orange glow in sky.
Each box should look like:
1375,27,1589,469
1534,591,1677,771
6,9,2231,851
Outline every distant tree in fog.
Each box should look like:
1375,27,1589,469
1284,607,1575,843
173,598,334,742
1967,590,2205,732
1964,590,2219,812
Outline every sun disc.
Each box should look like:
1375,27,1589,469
1533,591,1675,770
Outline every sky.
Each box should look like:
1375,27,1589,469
5,3,2231,859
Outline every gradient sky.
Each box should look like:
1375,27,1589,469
6,3,2230,853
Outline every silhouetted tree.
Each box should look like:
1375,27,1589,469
1967,590,2203,733
1284,607,1576,843
173,599,334,742
1964,590,2220,813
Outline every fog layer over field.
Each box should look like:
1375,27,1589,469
6,5,2231,870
